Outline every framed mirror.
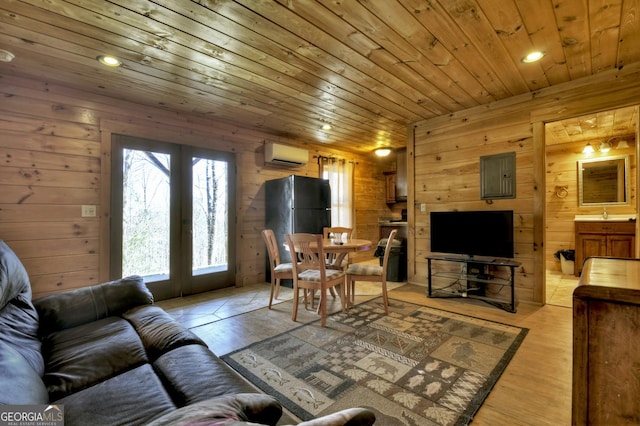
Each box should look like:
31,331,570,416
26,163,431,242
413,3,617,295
578,154,630,206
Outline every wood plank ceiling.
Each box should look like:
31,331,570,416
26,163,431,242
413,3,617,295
1,0,639,153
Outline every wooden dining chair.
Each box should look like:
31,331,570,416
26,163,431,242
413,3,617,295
262,229,294,309
285,233,346,327
345,229,398,315
322,227,353,270
319,227,353,301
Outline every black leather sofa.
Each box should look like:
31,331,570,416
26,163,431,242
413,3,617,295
0,241,375,426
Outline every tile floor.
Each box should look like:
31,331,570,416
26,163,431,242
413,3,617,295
546,269,579,308
156,269,577,334
156,280,405,354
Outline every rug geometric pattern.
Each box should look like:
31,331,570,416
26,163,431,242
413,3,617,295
222,298,528,426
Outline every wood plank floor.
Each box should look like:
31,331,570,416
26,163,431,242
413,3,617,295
156,282,572,425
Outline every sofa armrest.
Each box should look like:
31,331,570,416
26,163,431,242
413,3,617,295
34,276,153,335
146,393,282,426
291,408,376,426
0,340,48,405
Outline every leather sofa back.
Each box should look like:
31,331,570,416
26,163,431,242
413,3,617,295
35,275,154,336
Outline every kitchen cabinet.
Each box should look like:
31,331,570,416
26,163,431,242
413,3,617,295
395,148,407,201
574,220,635,276
383,148,407,204
573,257,640,425
384,171,396,203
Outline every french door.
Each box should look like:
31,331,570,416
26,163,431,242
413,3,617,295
110,135,236,300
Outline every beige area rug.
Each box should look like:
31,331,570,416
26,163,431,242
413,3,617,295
222,297,528,426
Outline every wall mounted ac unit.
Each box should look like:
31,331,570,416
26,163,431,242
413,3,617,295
265,142,308,166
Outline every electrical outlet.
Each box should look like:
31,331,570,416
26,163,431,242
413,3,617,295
81,205,97,217
420,203,427,212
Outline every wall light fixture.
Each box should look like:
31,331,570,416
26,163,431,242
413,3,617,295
582,143,595,154
598,140,612,153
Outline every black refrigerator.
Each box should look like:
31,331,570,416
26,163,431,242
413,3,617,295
265,175,331,286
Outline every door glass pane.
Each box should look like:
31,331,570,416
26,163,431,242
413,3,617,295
122,148,171,281
192,157,228,275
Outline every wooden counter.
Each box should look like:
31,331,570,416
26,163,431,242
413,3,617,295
572,257,640,425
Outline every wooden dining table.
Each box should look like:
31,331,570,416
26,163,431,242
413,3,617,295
321,238,372,268
285,237,373,305
322,238,372,252
285,238,373,258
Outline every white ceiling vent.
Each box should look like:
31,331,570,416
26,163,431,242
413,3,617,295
265,142,308,166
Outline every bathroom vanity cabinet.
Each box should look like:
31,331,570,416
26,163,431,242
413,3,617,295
574,220,635,276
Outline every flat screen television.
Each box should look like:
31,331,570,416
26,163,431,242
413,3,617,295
430,210,514,259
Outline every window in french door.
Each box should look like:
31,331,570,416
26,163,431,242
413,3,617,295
111,135,236,300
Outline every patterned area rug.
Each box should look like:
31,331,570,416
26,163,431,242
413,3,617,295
222,298,528,426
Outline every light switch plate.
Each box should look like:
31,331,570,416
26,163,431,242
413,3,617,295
81,205,97,217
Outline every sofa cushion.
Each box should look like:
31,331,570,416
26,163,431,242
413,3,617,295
54,364,177,426
42,316,148,400
154,344,258,406
146,393,282,426
0,240,44,375
123,305,206,360
34,275,153,335
0,340,48,405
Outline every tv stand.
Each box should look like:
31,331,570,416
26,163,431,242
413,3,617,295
426,255,521,313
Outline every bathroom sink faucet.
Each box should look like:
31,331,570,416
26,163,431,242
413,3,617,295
602,208,608,219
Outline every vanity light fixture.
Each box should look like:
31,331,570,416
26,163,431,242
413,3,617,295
97,55,122,67
598,140,612,153
374,148,392,157
617,139,629,149
521,51,545,63
582,143,595,154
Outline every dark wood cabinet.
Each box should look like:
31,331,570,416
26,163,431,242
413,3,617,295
574,220,635,275
573,257,640,425
383,171,396,204
383,148,407,204
395,148,407,201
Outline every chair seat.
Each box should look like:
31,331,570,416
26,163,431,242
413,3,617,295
274,263,293,273
299,269,345,282
345,263,382,277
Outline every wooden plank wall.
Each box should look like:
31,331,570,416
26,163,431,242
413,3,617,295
545,136,636,272
411,62,640,305
0,74,394,299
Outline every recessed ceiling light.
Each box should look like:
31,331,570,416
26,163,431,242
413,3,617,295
0,49,15,63
522,51,544,63
321,123,332,130
97,55,122,67
374,148,392,157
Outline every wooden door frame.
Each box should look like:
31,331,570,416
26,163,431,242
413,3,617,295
533,104,640,305
99,120,237,296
